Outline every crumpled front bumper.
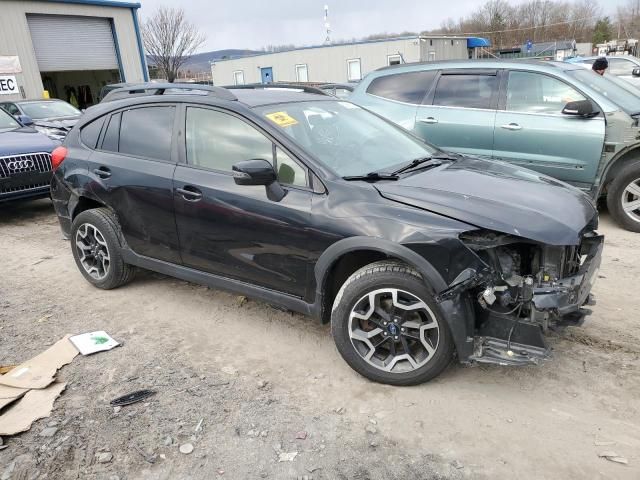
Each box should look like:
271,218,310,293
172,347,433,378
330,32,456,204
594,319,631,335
470,233,604,366
531,234,604,316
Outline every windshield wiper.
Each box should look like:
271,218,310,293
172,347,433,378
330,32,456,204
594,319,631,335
342,172,399,182
390,153,459,176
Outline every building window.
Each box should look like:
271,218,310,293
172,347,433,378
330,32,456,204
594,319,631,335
387,54,402,66
295,64,309,82
233,70,245,85
430,39,433,46
347,58,361,81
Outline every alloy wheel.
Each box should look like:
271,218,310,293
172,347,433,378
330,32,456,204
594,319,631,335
348,288,440,374
75,223,111,280
622,178,640,223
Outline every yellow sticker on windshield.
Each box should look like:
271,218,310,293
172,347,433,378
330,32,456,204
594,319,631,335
266,111,298,127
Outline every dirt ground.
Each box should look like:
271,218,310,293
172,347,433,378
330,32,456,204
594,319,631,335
0,199,639,480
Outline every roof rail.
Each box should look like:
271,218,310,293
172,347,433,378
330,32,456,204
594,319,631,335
225,83,329,96
101,83,237,103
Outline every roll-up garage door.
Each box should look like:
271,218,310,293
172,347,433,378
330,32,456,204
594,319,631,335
27,14,119,71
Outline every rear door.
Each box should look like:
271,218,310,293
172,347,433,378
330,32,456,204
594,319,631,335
493,70,605,185
173,105,313,297
86,104,181,263
414,70,499,158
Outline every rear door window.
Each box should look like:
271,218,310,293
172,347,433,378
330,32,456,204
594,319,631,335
432,74,498,109
101,113,121,152
119,106,175,161
366,71,436,104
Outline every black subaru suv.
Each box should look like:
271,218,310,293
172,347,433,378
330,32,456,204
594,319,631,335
51,84,603,385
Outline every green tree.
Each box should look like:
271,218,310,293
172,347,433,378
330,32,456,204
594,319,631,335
593,17,613,45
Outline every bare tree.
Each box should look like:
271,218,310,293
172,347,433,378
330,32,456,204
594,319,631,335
142,7,205,82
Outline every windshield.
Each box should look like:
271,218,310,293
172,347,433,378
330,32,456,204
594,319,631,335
567,69,640,115
255,101,437,177
0,109,19,130
20,101,81,119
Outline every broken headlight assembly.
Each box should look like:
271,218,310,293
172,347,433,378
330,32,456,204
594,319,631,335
449,229,604,366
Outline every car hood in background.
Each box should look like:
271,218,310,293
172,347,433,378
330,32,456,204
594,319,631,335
0,128,58,156
33,116,80,130
375,156,597,246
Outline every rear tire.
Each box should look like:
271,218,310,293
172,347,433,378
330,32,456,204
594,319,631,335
331,261,455,386
607,161,640,233
70,208,135,289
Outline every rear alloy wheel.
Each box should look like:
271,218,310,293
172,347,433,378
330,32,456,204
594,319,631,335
331,261,454,385
607,162,640,233
71,208,135,289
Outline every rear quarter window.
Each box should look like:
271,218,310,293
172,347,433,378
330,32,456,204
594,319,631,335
80,117,105,149
366,70,436,104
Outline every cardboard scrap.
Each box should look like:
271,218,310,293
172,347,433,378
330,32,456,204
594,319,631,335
0,384,28,410
0,335,78,390
0,382,66,436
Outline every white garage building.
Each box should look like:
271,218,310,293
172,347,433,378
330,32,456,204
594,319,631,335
211,36,490,86
0,0,148,107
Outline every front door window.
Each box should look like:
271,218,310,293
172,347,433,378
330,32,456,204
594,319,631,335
506,71,586,115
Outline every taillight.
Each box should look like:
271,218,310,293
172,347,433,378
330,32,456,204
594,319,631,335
51,146,68,171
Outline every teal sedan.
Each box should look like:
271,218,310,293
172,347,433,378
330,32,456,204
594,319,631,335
350,60,640,232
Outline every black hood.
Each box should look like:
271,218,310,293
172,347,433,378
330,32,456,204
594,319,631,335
375,156,597,246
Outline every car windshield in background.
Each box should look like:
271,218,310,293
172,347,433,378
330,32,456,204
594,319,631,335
0,109,19,130
567,69,640,115
256,101,437,177
20,101,81,119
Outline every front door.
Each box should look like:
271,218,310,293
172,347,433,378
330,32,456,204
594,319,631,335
261,67,274,84
493,70,605,186
173,105,312,297
86,105,181,263
414,70,499,158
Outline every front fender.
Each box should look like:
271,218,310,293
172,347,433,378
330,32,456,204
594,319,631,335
314,236,475,361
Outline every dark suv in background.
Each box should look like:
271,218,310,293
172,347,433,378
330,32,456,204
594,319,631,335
51,84,602,385
0,108,58,203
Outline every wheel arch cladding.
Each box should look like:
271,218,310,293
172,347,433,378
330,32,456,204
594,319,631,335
314,237,475,360
72,195,106,220
603,148,640,190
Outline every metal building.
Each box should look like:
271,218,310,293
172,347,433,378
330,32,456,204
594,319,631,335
0,0,148,107
211,36,490,86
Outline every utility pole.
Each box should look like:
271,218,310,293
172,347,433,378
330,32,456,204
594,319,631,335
324,5,331,44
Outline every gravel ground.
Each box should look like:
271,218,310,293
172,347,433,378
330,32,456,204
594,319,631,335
0,199,639,480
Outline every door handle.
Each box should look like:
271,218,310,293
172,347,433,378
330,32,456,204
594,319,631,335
176,186,203,201
501,123,522,131
93,167,111,179
419,117,439,124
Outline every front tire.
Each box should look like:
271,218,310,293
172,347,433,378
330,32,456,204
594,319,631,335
70,208,135,289
607,162,640,233
331,261,455,386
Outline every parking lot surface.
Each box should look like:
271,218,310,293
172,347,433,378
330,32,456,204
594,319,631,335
1,199,639,480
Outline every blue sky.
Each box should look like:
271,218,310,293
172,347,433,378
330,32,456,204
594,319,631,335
137,0,629,51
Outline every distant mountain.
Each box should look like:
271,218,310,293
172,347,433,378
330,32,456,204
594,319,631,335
147,49,261,74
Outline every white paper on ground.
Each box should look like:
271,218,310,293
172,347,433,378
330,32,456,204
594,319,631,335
69,331,120,355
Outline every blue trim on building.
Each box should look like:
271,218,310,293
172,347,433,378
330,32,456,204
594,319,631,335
131,9,149,81
109,18,126,81
39,0,141,8
467,37,491,48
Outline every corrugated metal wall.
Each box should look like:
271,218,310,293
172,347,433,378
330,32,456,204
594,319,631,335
0,1,145,101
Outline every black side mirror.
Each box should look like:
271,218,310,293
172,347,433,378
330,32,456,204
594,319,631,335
232,159,286,201
562,100,597,117
633,67,640,77
17,114,34,126
232,159,277,185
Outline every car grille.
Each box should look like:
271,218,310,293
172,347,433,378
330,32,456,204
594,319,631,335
0,153,52,178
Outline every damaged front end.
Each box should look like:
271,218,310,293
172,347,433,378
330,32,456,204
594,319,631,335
438,229,604,366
